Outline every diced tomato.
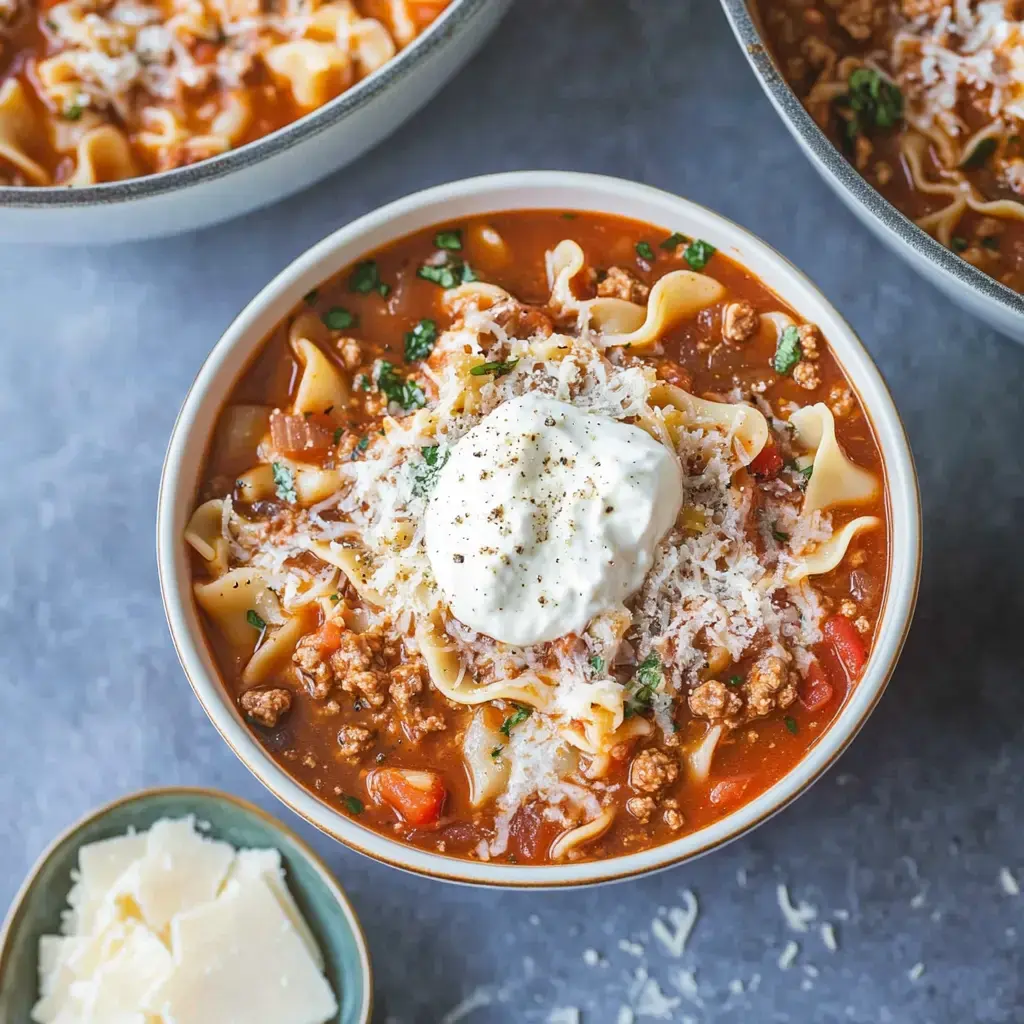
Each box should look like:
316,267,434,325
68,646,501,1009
799,660,834,711
748,442,784,479
823,615,868,680
370,768,446,827
708,775,752,808
313,618,344,653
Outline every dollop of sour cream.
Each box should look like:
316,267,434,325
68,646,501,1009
424,393,684,646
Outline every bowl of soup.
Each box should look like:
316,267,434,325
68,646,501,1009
0,0,510,243
157,171,921,886
719,0,1024,340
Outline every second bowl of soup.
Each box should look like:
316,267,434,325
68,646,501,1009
158,171,920,886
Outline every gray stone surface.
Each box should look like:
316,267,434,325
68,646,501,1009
1,0,1022,1020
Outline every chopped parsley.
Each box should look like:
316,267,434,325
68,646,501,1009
981,235,1001,251
624,654,662,717
271,462,297,503
951,236,968,253
683,239,716,271
417,259,478,289
303,288,319,305
727,675,743,688
660,231,688,251
63,102,83,121
470,357,519,378
333,426,344,444
772,525,790,543
376,361,426,410
351,435,369,460
843,67,903,141
772,325,803,375
635,240,655,261
500,702,533,737
341,794,364,814
404,318,438,362
434,229,462,251
322,307,356,331
787,459,813,485
349,260,385,295
959,137,996,170
329,593,341,603
560,212,579,220
411,445,449,497
246,609,266,631
784,716,799,735
356,373,371,391
490,746,504,759
589,655,605,674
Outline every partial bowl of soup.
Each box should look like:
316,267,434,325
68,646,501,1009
0,0,510,243
157,171,920,886
719,0,1024,340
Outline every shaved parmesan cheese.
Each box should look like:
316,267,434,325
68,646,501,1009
33,817,336,1024
149,878,336,1024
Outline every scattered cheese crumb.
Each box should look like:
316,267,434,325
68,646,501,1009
820,922,838,952
529,914,541,926
618,939,646,958
628,968,680,1020
778,940,800,970
651,890,698,958
735,868,748,888
582,949,602,967
777,883,818,933
908,963,925,982
616,1009,635,1024
999,867,1020,896
547,1009,580,1024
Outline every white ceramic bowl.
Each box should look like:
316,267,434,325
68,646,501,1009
719,0,1024,341
0,0,510,245
157,171,922,887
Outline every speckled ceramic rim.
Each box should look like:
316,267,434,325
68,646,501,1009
0,0,487,209
718,0,1024,324
156,171,922,888
0,786,373,1023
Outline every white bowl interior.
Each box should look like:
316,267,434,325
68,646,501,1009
157,171,921,886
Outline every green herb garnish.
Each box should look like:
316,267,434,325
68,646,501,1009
322,307,356,330
981,235,1001,251
351,435,369,460
635,241,655,261
349,260,382,295
63,103,83,121
960,137,997,170
490,746,503,759
434,229,462,251
341,794,364,814
784,716,799,735
844,67,903,140
683,239,716,271
500,702,533,737
271,462,297,503
303,288,319,305
333,426,344,445
560,212,578,220
589,655,605,674
411,445,450,497
330,593,342,603
376,361,426,411
624,654,662,717
404,318,438,362
660,231,688,251
246,609,266,631
356,373,370,391
772,525,790,543
951,236,968,252
417,259,478,289
727,675,743,687
772,324,803,375
470,358,519,378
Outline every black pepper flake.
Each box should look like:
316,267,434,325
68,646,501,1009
453,554,465,563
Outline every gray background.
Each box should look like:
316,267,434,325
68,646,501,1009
1,1,1021,1021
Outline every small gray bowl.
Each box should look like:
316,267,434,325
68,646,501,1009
0,787,372,1023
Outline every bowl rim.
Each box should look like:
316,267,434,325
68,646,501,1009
0,0,488,209
0,785,373,1023
717,0,1024,323
156,169,922,887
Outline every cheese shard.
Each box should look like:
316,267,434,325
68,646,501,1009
65,832,146,935
112,816,235,934
80,920,173,1021
224,849,324,969
149,877,338,1024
